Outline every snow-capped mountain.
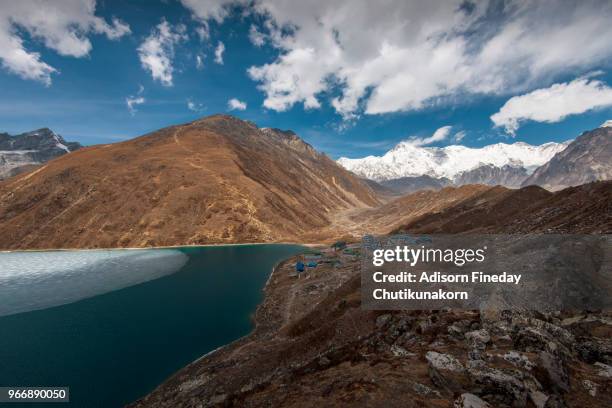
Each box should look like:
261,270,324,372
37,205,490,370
337,140,571,187
0,128,81,179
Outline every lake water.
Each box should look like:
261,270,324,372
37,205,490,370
0,245,304,407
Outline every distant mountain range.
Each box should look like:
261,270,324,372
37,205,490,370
338,139,568,183
339,124,612,192
0,128,81,179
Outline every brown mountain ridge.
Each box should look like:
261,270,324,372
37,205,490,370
0,115,378,250
396,181,611,234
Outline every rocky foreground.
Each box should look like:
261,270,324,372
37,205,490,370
130,243,612,408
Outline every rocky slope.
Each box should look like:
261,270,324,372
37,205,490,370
0,128,81,179
397,181,611,234
454,164,528,188
0,115,378,250
337,140,569,188
130,182,612,408
379,175,452,194
522,126,612,191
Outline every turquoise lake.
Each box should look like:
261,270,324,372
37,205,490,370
0,245,305,407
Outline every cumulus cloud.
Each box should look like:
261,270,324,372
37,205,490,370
214,41,225,64
227,98,247,110
181,0,241,40
405,126,452,147
0,0,130,85
138,20,187,86
181,0,612,120
491,77,612,134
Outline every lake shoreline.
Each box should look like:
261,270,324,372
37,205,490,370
162,254,299,376
127,244,357,407
0,241,321,253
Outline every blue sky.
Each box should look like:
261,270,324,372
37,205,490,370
1,0,612,158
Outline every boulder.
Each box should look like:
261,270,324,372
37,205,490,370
466,329,491,348
426,351,469,391
503,351,535,371
426,351,465,372
574,338,612,364
581,379,598,397
594,361,612,378
534,352,570,393
468,366,527,406
412,382,441,397
454,393,491,408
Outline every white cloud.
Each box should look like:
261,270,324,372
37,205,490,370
181,0,612,120
0,0,130,85
453,131,466,143
248,24,266,47
180,0,236,40
196,54,204,69
405,126,452,147
126,85,145,115
187,99,205,112
601,120,612,128
491,77,612,134
180,0,231,24
126,96,145,115
214,41,225,64
227,98,247,110
138,20,187,86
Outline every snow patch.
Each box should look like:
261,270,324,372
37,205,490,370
51,131,70,153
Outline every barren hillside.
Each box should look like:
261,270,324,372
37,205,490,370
0,115,379,250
